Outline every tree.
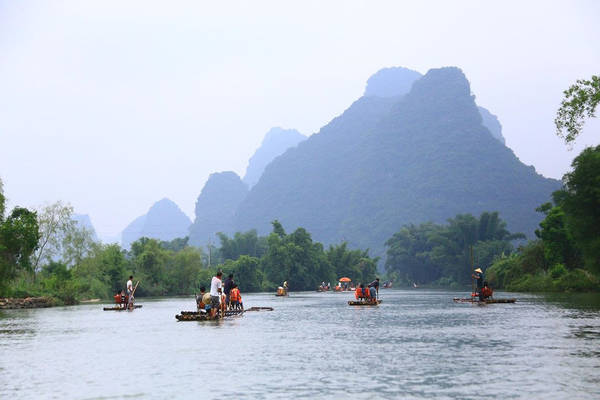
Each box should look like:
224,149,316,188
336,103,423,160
217,230,267,261
32,202,76,271
0,207,40,293
559,145,600,272
535,202,580,269
555,75,599,144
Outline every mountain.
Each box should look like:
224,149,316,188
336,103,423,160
121,198,192,250
478,106,506,144
188,172,248,248
364,66,422,97
72,214,98,241
243,127,306,188
366,67,506,144
233,66,560,258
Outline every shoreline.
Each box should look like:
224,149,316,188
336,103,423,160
0,297,56,309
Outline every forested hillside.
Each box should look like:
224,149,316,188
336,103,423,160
234,67,560,258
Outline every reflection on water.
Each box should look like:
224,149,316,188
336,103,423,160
0,290,599,399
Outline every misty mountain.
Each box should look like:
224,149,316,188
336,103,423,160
121,198,191,250
72,214,98,241
233,66,560,258
478,106,505,144
366,67,505,144
243,127,306,188
188,172,248,248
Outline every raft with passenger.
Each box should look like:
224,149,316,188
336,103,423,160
175,306,273,321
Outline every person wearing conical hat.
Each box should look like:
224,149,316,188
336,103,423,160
472,268,484,300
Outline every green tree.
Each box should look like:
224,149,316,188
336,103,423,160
559,145,600,272
326,242,377,285
555,75,599,144
165,246,204,294
217,230,267,261
535,202,580,269
32,201,76,272
261,222,334,290
0,207,40,294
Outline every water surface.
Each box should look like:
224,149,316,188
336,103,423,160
1,290,599,399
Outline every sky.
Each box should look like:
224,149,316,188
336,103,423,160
1,0,599,242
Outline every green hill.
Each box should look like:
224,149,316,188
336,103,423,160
233,67,560,257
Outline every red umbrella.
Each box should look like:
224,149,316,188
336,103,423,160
339,277,351,282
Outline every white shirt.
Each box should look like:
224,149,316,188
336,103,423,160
210,276,222,296
127,279,133,293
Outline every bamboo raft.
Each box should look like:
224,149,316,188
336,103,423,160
103,305,143,311
348,300,382,306
453,298,516,304
175,306,273,321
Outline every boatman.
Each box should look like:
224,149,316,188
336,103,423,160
210,271,223,319
472,268,484,299
368,278,380,302
126,275,134,309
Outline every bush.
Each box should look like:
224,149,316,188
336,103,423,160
506,272,552,292
486,256,521,289
549,263,567,279
555,269,599,292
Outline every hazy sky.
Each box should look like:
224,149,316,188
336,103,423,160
1,0,598,242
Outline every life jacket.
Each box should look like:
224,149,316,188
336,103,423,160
481,286,493,297
363,288,370,298
114,294,121,304
230,288,241,302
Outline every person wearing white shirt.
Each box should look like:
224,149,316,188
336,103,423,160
126,275,134,309
210,271,223,318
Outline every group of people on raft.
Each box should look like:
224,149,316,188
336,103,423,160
354,278,380,303
196,271,244,319
113,275,137,309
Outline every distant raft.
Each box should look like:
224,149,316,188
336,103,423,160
348,300,382,306
453,298,516,304
103,305,143,311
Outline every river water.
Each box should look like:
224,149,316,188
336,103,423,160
1,289,599,399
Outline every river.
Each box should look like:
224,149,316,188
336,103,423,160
1,289,599,399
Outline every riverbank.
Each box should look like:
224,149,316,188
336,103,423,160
0,297,56,309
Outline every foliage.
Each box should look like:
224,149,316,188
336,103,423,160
217,230,267,261
535,201,580,269
385,212,522,286
555,75,600,144
559,145,600,273
32,202,78,271
0,205,40,295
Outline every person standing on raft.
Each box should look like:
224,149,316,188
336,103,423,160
472,268,484,300
368,278,380,302
126,275,134,309
210,271,223,319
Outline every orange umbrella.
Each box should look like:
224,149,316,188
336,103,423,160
339,277,351,282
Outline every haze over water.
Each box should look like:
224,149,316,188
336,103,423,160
1,290,599,399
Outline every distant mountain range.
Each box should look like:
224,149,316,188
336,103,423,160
121,198,191,250
129,66,559,261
